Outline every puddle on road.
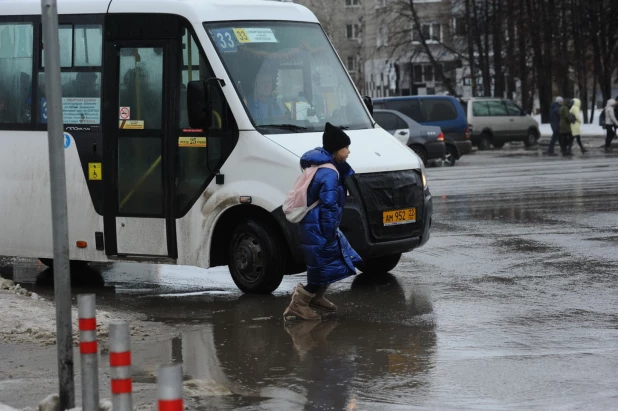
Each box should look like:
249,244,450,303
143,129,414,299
120,273,437,410
495,237,556,253
132,316,437,410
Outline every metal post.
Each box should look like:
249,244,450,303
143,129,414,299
78,294,99,411
157,364,183,411
40,0,74,409
109,321,132,411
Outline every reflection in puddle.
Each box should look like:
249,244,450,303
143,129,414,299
139,274,437,410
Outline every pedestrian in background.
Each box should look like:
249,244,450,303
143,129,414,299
283,122,362,321
569,98,586,154
546,96,562,156
559,97,573,156
604,99,618,153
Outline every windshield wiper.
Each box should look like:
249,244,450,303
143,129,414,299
259,124,309,133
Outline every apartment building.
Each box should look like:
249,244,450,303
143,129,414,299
292,0,365,90
294,0,463,97
363,0,463,97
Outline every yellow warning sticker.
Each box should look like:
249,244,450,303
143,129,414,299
88,162,102,180
119,120,144,129
178,137,207,147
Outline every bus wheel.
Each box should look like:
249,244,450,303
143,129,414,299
358,253,402,275
228,220,285,294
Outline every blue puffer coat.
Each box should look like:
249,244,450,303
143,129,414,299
299,147,362,285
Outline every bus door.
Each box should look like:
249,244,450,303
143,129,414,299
102,16,181,258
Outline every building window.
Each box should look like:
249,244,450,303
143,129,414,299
346,24,361,39
346,56,356,72
454,17,467,36
376,27,388,47
412,23,442,43
412,64,439,83
375,0,387,6
345,0,361,6
423,65,434,82
413,65,423,83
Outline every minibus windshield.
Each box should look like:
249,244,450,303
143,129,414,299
204,21,373,133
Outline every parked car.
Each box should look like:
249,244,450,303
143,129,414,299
459,97,540,150
373,109,446,166
373,95,472,166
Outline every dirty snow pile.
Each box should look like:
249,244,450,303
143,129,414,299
0,278,168,347
0,278,41,299
0,394,113,411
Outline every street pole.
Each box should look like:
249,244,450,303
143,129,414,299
41,0,75,409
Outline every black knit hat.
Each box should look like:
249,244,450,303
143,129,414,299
323,122,351,154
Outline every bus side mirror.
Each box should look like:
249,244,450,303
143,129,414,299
187,80,211,130
363,95,373,116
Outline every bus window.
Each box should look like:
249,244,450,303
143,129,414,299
0,23,33,124
117,47,164,215
118,48,163,129
205,21,372,133
38,24,103,126
176,28,237,216
74,25,102,66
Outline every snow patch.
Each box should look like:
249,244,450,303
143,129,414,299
0,281,171,347
0,279,43,300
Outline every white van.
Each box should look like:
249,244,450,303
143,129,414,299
460,97,540,150
0,0,432,293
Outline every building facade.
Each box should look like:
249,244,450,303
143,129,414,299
292,0,366,91
293,0,462,97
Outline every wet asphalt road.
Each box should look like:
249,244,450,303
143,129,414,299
4,144,618,410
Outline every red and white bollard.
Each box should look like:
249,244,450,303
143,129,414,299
109,321,132,411
78,294,99,411
157,364,183,411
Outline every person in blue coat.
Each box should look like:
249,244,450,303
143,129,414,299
546,96,562,156
283,122,362,321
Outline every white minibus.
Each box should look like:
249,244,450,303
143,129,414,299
0,0,432,293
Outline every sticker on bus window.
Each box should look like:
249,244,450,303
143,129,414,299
63,98,101,124
40,97,101,125
119,120,144,129
233,28,278,43
178,137,207,147
119,107,130,120
88,162,102,180
211,28,238,52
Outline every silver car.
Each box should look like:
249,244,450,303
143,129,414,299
373,109,450,166
461,97,540,150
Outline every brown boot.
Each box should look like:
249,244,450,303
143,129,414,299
283,284,321,321
309,286,337,313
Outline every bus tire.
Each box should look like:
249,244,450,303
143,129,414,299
228,220,285,294
358,253,402,275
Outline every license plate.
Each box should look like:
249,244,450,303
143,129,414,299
382,208,416,226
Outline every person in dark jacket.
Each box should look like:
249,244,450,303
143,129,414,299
546,96,563,155
283,122,362,321
559,98,573,156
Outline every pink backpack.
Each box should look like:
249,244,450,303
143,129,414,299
283,163,339,223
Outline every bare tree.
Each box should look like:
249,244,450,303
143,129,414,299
370,0,458,95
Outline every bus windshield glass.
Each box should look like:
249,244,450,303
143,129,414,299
204,21,372,133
